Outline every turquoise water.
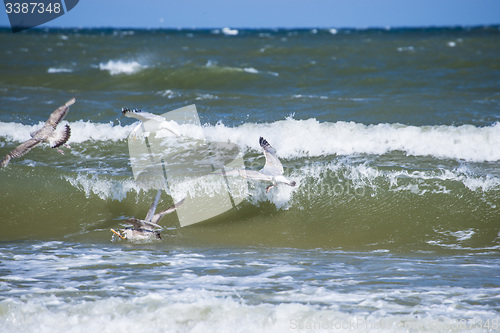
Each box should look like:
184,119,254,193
0,27,499,332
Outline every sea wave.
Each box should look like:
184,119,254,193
63,173,141,201
292,160,500,197
1,242,498,333
201,119,500,162
98,60,146,75
47,67,73,73
1,118,499,162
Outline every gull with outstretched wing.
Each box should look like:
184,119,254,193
232,137,296,193
1,98,75,168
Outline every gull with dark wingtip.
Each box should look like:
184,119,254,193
225,137,296,193
121,107,180,137
0,98,75,168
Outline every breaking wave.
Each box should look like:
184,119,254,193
1,118,499,162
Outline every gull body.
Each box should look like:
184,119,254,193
234,137,296,193
121,107,179,137
1,98,75,168
112,219,163,240
111,189,185,241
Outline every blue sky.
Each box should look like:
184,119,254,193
1,0,500,29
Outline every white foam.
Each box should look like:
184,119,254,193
243,67,259,74
68,120,134,143
291,159,500,201
2,286,497,333
201,119,500,162
98,60,145,75
221,27,239,36
156,89,180,99
63,173,141,201
47,67,73,73
0,121,40,142
2,118,500,163
195,93,219,100
2,242,498,333
450,229,476,241
204,60,277,77
397,46,415,52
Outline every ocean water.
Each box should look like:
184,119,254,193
0,26,499,332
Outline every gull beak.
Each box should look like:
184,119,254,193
110,228,125,239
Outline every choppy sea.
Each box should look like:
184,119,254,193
0,26,499,332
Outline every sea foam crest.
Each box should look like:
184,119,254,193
63,173,141,201
202,119,500,162
221,27,239,36
2,118,499,162
99,60,146,75
47,67,73,73
68,121,134,143
293,160,500,196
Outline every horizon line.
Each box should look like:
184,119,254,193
1,23,499,32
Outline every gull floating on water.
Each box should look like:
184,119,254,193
226,137,296,193
0,98,75,168
121,107,179,137
111,219,164,240
111,192,185,241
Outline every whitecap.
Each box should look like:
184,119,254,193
195,93,219,100
156,89,180,99
222,27,239,36
63,173,141,201
243,67,259,74
98,60,145,75
201,119,500,163
47,67,73,73
2,118,500,163
68,120,134,143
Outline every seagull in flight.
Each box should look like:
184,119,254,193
121,107,179,137
111,197,185,241
0,98,75,168
229,137,296,193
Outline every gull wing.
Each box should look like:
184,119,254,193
122,108,165,123
122,108,179,136
0,138,41,167
45,98,75,129
150,198,185,225
123,218,162,230
237,169,273,182
145,190,162,222
48,124,71,148
259,137,283,176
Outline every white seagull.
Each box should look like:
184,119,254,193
111,194,185,241
121,107,179,137
232,137,296,193
1,98,75,168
